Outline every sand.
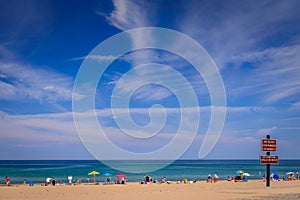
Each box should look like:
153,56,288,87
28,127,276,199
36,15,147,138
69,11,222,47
0,180,299,200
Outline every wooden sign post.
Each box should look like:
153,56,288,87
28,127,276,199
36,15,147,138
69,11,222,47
260,135,278,187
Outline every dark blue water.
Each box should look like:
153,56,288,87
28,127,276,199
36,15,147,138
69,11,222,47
0,160,299,184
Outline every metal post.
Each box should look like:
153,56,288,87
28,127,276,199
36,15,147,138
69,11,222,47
266,135,270,187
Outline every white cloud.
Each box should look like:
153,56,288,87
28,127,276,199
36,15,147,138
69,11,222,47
0,104,296,159
0,111,79,144
106,0,152,30
227,45,300,104
176,1,300,105
72,54,117,62
179,1,300,68
0,62,73,103
256,126,277,136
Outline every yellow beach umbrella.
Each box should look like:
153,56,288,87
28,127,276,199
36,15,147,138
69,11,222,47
88,171,100,176
242,173,251,177
88,171,100,182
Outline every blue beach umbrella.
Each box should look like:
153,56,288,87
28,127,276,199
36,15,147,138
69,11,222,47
102,173,112,177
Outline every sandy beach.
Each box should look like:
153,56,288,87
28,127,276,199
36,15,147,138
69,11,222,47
0,180,299,200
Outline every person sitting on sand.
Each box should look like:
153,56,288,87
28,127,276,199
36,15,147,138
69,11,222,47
207,174,212,183
213,174,219,183
104,177,111,185
160,177,171,184
234,176,241,182
145,175,150,183
121,177,126,184
227,176,232,181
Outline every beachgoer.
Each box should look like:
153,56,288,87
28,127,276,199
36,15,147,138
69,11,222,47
262,174,266,182
68,176,73,185
296,172,299,180
45,177,51,186
145,175,149,183
227,176,231,181
235,176,241,182
105,177,111,184
87,177,90,183
23,179,26,185
207,174,212,183
51,177,56,186
243,175,248,182
213,174,219,183
5,176,10,186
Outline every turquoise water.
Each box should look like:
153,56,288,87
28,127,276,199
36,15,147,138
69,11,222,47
0,160,299,184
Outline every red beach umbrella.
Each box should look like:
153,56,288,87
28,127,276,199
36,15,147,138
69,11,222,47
116,174,126,178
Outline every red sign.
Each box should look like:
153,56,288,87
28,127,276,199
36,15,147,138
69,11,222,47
260,155,279,164
262,139,277,152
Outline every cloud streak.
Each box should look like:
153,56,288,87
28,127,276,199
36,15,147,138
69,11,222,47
0,62,73,104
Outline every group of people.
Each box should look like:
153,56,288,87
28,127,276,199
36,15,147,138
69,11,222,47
140,175,199,184
140,175,175,184
140,175,153,184
206,174,219,183
45,177,56,186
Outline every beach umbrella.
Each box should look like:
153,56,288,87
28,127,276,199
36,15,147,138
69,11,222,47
286,172,294,175
88,171,100,183
242,173,251,177
116,174,126,178
236,170,244,175
102,172,112,177
88,170,100,176
88,171,100,182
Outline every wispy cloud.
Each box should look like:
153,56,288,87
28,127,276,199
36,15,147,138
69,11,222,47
0,111,78,144
105,0,152,30
228,45,300,104
72,54,117,62
180,1,300,68
177,1,300,105
105,0,160,69
0,62,73,103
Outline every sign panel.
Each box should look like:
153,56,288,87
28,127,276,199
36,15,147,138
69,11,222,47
262,139,277,152
260,155,279,164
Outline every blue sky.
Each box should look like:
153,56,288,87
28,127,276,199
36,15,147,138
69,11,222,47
0,0,300,160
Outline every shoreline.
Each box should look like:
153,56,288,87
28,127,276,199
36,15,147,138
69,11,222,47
1,180,300,200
